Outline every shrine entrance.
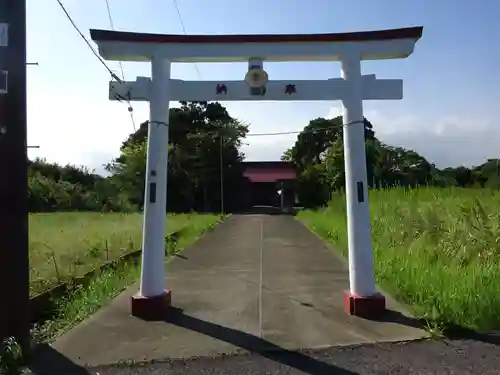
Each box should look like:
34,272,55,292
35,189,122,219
241,161,297,210
90,26,423,320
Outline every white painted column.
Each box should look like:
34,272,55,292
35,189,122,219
139,57,171,298
340,53,377,297
279,184,284,212
281,188,284,211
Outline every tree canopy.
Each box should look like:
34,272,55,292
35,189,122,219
283,115,498,207
106,101,249,212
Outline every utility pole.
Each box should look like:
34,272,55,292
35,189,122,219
0,0,30,352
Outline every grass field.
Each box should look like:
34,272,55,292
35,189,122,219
298,187,500,333
29,212,221,296
9,211,223,353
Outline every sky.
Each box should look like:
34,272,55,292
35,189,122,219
27,0,500,174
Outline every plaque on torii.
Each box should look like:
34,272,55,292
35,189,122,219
90,26,423,320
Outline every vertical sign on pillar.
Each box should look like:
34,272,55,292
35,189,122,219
149,170,157,203
0,69,8,94
0,23,8,47
0,24,8,95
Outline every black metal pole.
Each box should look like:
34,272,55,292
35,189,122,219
0,0,30,351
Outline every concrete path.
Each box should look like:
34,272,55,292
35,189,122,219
41,213,427,368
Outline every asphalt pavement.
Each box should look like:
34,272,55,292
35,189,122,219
31,336,500,374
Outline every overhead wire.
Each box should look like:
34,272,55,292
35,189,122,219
103,0,125,80
148,119,363,138
103,0,137,131
55,0,122,83
166,1,351,140
55,0,136,131
171,0,202,79
57,0,358,142
234,119,362,138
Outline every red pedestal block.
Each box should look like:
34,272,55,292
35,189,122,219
131,289,172,321
344,291,386,317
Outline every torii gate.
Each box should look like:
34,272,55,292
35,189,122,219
90,26,423,320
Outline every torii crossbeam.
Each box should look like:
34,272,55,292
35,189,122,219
108,74,403,102
90,26,423,320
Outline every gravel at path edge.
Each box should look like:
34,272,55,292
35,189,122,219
85,339,500,375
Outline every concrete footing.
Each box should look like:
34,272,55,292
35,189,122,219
131,290,172,321
344,291,386,317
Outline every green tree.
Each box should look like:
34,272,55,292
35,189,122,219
280,148,293,162
108,101,249,212
322,138,345,191
288,116,375,206
291,117,343,169
105,140,148,206
26,158,129,212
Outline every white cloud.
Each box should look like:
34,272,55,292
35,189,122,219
381,121,499,168
224,101,319,162
326,103,418,134
356,107,496,168
241,133,297,161
27,92,149,173
322,104,498,168
327,104,343,119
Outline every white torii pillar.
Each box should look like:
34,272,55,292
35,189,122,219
340,53,383,314
131,57,172,319
90,26,423,320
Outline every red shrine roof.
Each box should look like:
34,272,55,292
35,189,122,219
89,27,423,45
243,161,297,183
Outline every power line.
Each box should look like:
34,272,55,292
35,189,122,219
55,0,121,83
149,119,362,138
246,129,313,137
171,0,188,36
171,0,202,79
56,0,136,131
103,0,137,131
56,0,350,138
240,121,360,137
103,0,125,81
